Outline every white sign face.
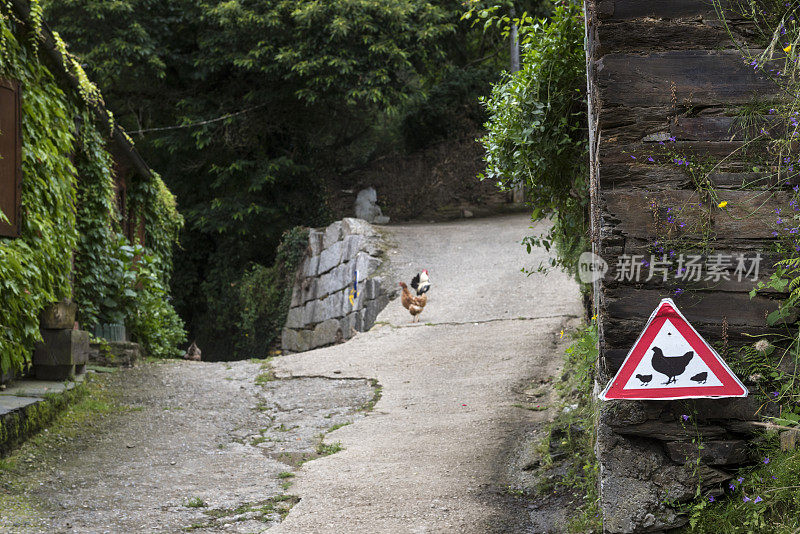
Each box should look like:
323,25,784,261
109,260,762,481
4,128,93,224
621,318,723,391
600,298,748,400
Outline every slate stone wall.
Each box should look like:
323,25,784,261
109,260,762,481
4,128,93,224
281,218,390,353
584,2,784,531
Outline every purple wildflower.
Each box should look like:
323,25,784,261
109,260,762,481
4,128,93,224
674,288,684,296
631,155,636,159
743,496,751,503
709,495,715,502
737,477,744,483
648,156,655,162
764,457,770,464
682,414,690,421
772,391,780,398
754,496,763,504
730,483,736,491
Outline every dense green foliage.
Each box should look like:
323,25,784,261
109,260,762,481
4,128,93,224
0,9,77,374
42,0,534,358
236,227,309,358
0,3,183,374
479,1,588,274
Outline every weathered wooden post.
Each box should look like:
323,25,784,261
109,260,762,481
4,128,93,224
584,2,784,531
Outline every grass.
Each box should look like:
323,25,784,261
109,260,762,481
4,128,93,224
328,421,352,432
255,369,276,385
361,379,382,412
184,497,207,508
683,438,800,533
316,441,343,456
512,403,548,411
193,494,300,530
532,322,601,533
277,471,294,479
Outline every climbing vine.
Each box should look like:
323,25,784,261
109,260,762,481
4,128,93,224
0,4,183,374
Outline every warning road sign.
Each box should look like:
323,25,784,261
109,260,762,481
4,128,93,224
600,298,748,400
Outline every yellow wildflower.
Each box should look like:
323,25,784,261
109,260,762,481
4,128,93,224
785,45,793,53
718,201,728,208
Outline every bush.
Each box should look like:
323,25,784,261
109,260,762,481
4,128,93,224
235,226,309,358
480,1,588,274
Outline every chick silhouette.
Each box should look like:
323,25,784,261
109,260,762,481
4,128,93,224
690,371,708,384
635,374,653,386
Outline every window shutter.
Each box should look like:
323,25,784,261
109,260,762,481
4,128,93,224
0,79,21,238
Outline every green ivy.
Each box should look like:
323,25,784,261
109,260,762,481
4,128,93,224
0,12,77,375
0,5,183,374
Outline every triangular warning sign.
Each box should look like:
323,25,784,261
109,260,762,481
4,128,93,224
600,298,747,400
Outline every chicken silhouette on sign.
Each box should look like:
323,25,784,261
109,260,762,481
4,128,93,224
600,298,747,400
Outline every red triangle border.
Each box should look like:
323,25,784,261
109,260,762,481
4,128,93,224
600,298,748,400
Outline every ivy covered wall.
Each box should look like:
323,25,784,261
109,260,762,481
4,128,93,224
0,1,183,376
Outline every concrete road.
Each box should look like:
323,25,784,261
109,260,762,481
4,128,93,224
271,214,582,533
1,214,581,534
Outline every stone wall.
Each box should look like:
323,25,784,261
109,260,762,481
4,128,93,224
584,2,783,532
281,218,390,353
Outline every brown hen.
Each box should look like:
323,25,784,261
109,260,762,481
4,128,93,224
399,282,427,323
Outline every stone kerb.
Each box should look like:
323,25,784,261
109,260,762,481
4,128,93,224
282,218,390,352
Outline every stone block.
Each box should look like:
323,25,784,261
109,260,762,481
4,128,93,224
299,277,318,305
89,341,140,367
339,314,357,339
311,294,338,324
612,420,728,441
281,328,297,352
664,440,749,466
365,278,383,300
281,328,313,353
311,319,343,349
341,218,377,237
285,306,304,329
319,263,352,296
363,237,385,257
302,255,320,278
323,221,343,249
39,300,77,329
33,329,89,367
341,234,365,263
290,285,303,308
318,240,343,274
302,300,317,325
354,252,382,277
362,295,390,330
780,429,800,452
308,229,324,256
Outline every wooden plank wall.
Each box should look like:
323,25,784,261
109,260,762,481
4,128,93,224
585,1,786,531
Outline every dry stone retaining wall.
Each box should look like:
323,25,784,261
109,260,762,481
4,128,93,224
281,218,390,353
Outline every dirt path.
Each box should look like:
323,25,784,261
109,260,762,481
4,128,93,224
0,214,581,533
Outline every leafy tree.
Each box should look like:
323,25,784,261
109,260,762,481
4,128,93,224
44,0,522,358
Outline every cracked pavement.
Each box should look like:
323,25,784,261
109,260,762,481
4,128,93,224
271,214,582,533
1,214,581,533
